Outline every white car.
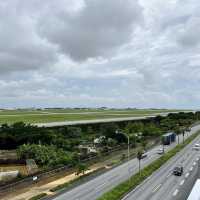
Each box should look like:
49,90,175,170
195,143,200,147
157,148,164,154
192,146,200,151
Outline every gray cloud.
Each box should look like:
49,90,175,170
1,0,200,109
38,0,143,61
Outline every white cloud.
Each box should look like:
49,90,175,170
0,0,200,109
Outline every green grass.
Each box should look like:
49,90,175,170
97,131,199,200
0,109,188,124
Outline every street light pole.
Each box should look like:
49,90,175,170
127,134,131,184
116,130,131,183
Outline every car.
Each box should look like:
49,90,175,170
141,152,148,159
173,166,183,176
192,146,200,151
195,143,200,147
157,148,164,154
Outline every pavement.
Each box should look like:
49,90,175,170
51,125,200,200
123,125,200,200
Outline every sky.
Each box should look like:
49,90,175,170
0,0,200,109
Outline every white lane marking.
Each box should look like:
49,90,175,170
167,173,171,178
97,182,107,189
196,158,199,161
190,167,193,171
180,179,185,186
173,189,179,196
185,172,190,178
152,184,162,193
193,162,196,166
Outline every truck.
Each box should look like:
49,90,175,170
162,132,176,145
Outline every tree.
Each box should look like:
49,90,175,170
137,149,143,175
76,163,88,176
100,123,118,139
180,126,187,143
174,126,181,144
141,140,148,151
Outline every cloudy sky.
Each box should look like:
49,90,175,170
0,0,200,109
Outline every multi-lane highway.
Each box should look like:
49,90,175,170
123,126,200,200
51,125,200,200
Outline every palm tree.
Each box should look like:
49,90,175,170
141,139,148,151
76,163,88,176
137,149,143,175
181,127,186,143
174,126,181,144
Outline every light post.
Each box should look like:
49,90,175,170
161,136,165,154
116,130,131,183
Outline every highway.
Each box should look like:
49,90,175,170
123,126,200,200
51,125,200,200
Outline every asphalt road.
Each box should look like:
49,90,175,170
122,125,200,200
51,125,200,200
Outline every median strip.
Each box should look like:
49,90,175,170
97,131,200,200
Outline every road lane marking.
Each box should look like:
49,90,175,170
75,188,94,199
167,173,171,178
196,158,199,161
180,179,185,186
152,184,162,193
185,172,190,178
108,174,119,181
193,162,196,166
173,189,179,196
97,182,107,189
190,167,193,171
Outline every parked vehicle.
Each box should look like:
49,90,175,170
173,166,183,176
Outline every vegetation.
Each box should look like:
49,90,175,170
97,131,200,200
0,112,198,170
28,193,47,200
17,144,72,168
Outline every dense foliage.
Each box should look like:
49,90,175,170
17,144,72,167
0,111,198,168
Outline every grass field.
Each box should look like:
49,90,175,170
0,108,188,125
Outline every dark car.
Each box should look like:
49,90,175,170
173,166,183,176
141,152,148,159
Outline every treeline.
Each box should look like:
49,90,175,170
0,112,199,168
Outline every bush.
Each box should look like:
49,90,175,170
28,193,47,200
17,144,72,167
